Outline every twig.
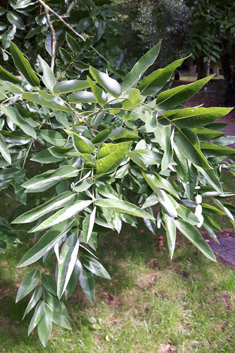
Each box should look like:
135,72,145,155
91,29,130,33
44,6,57,72
37,0,109,64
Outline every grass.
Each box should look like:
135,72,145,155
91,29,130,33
0,170,235,352
1,220,235,352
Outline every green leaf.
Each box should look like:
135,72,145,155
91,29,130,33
33,200,92,232
45,292,68,319
65,32,81,53
202,203,225,215
142,173,179,198
139,57,186,95
22,166,79,193
39,129,66,147
122,42,161,93
174,128,222,193
37,311,52,347
57,233,80,299
68,91,97,104
53,80,90,94
87,76,107,106
17,220,74,267
16,269,40,303
30,149,63,164
81,255,110,279
0,65,20,84
77,17,92,32
2,26,16,49
79,261,95,304
89,66,122,98
65,261,80,300
0,133,11,164
28,301,45,335
96,146,128,174
1,106,36,138
176,204,199,225
82,207,96,243
165,215,176,259
95,198,155,219
156,76,212,110
200,142,235,158
127,151,147,170
10,42,40,87
38,55,56,93
23,286,43,319
7,11,25,30
71,132,95,154
47,305,71,330
175,219,216,262
91,127,113,144
13,192,75,224
22,92,72,113
41,274,57,296
164,107,233,128
109,128,139,140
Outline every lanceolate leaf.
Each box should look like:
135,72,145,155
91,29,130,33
23,286,43,319
0,65,21,84
17,220,74,267
57,233,80,299
83,207,96,243
89,66,122,98
1,106,36,138
68,91,97,103
96,146,128,174
0,133,11,164
139,57,186,95
91,127,113,144
163,107,233,128
10,42,40,87
122,41,161,93
156,76,212,110
142,173,179,198
165,215,176,259
28,301,45,335
16,269,40,303
78,260,95,304
39,129,66,147
22,166,79,193
174,128,222,193
37,311,52,348
175,219,216,262
32,200,92,232
13,192,75,224
22,92,72,113
95,198,155,219
81,255,111,279
53,80,90,94
87,76,107,106
38,55,56,93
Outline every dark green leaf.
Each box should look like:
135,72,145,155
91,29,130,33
16,269,40,303
10,42,39,87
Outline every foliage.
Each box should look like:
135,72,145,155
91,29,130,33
0,1,235,348
185,0,235,65
0,0,125,76
115,0,192,68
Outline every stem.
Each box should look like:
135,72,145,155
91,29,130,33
37,0,85,41
22,140,34,169
37,0,109,64
44,6,57,72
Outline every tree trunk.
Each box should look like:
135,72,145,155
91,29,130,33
196,56,210,80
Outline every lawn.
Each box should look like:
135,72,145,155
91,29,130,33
1,213,235,352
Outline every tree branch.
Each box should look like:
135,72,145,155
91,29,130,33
44,6,57,72
37,0,109,64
